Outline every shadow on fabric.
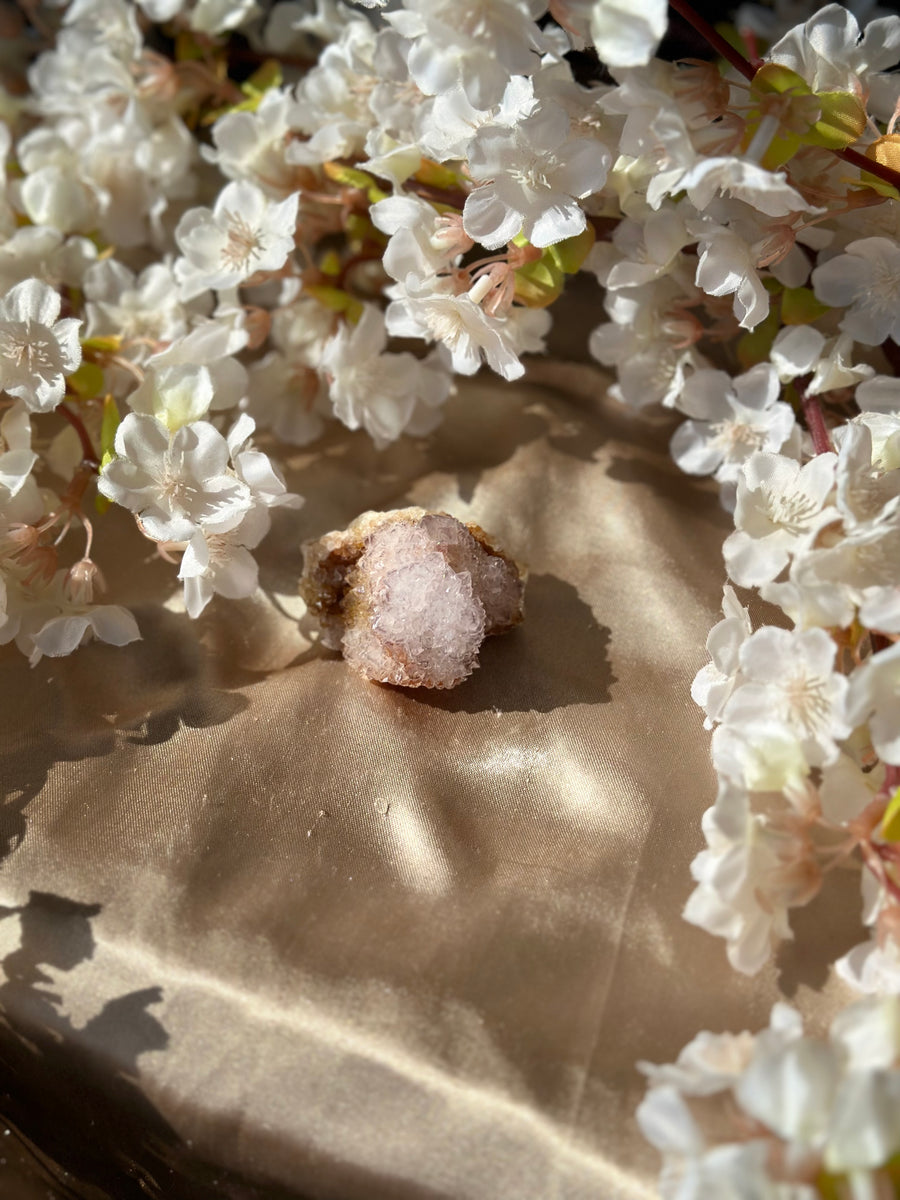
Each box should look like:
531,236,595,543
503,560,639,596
0,890,308,1200
0,607,254,870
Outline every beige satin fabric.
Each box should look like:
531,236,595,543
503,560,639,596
0,362,860,1198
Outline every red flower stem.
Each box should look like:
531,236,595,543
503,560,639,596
799,389,833,455
667,0,756,81
668,1,900,193
59,402,99,469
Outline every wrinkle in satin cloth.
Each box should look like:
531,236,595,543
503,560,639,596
0,362,863,1198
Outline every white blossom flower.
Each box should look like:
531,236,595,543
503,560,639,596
770,326,874,395
83,259,188,362
174,414,300,618
137,0,260,33
98,413,251,542
812,238,900,345
590,209,689,292
0,228,97,296
127,364,216,432
0,405,37,499
0,278,82,414
288,19,379,164
832,416,900,526
178,504,270,619
15,103,196,248
723,625,851,769
857,375,900,415
142,322,249,417
226,413,303,513
691,221,770,331
712,717,813,793
641,996,900,1198
174,181,299,301
837,936,900,995
386,278,526,380
847,641,900,765
585,0,668,69
678,157,816,218
246,297,334,446
724,452,839,587
385,0,548,109
204,88,305,198
29,587,140,665
414,86,494,163
463,88,609,250
670,364,796,489
321,305,452,447
762,520,900,632
767,3,900,112
371,194,469,285
683,785,805,973
588,278,707,410
691,586,752,730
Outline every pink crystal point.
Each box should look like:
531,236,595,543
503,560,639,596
300,508,526,688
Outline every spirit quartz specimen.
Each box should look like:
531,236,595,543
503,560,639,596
299,508,526,688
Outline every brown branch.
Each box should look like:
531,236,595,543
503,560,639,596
667,0,756,81
836,145,900,195
404,179,470,210
59,403,100,469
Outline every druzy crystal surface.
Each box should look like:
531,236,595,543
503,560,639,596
300,508,526,688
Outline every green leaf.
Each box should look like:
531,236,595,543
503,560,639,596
752,63,812,98
345,213,386,246
736,306,780,369
414,159,463,191
81,334,122,354
96,394,119,514
513,254,564,308
67,361,105,399
856,171,900,201
319,249,342,278
882,787,900,842
99,394,120,469
241,59,282,99
781,286,829,325
802,90,868,150
546,225,596,275
322,161,377,191
757,130,803,171
305,284,364,323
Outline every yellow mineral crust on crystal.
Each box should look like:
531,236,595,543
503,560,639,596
299,507,526,689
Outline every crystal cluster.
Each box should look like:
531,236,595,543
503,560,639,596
300,509,525,688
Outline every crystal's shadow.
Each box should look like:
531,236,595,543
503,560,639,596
0,606,253,871
412,572,615,715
